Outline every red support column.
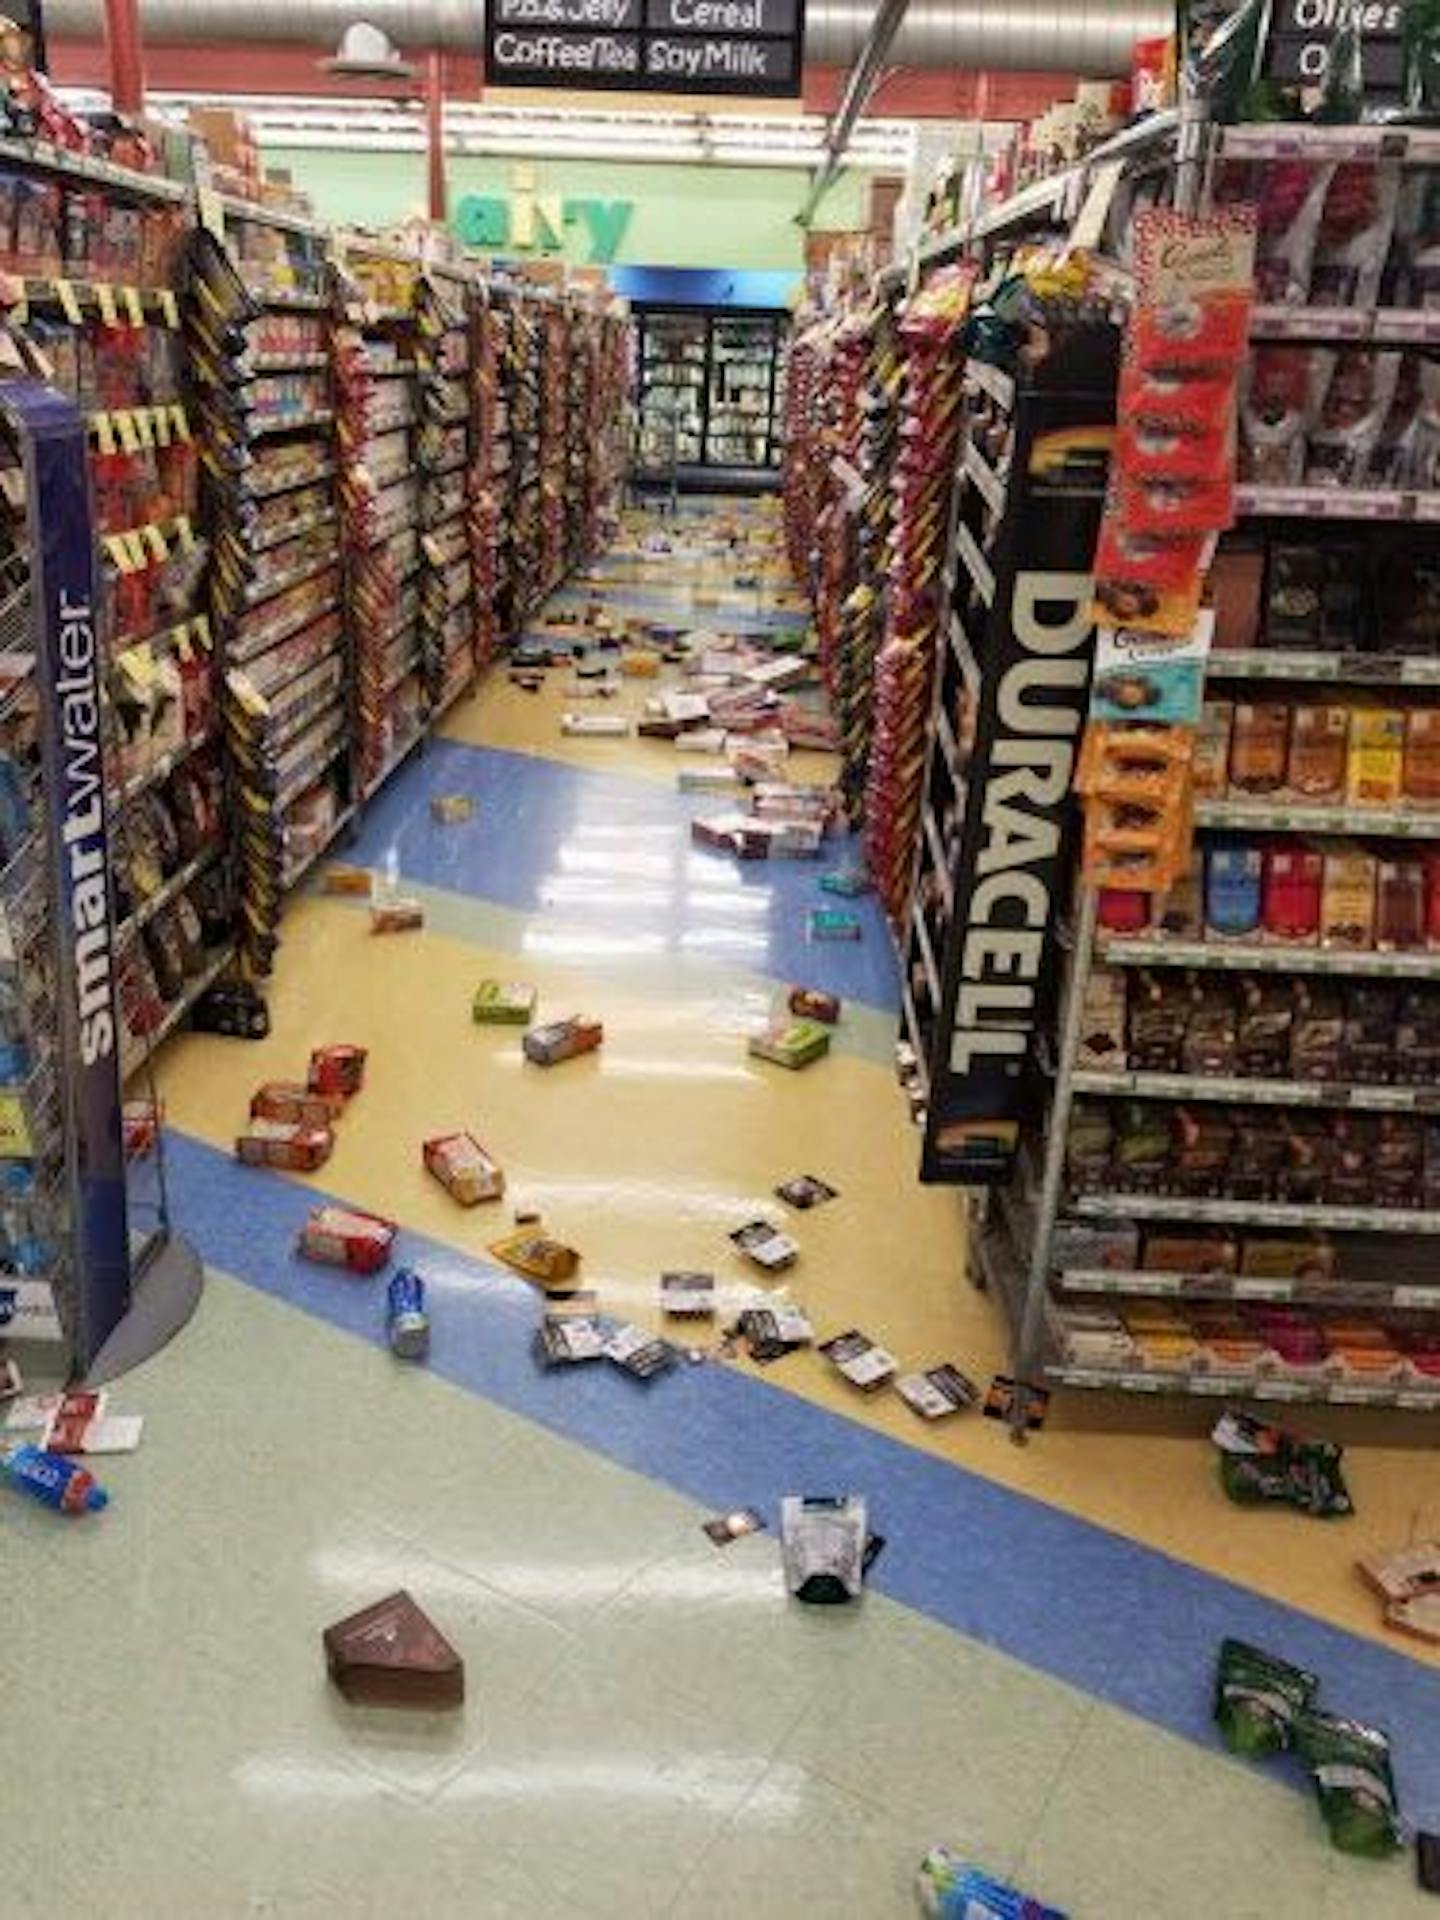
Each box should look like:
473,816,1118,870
425,49,447,224
102,0,146,118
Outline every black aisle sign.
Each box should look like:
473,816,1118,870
4,380,130,1364
485,0,805,96
923,376,1115,1189
1262,0,1405,101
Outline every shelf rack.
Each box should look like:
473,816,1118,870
191,198,346,980
914,112,1440,1428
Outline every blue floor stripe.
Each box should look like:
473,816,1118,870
346,738,900,1010
168,1128,1440,1826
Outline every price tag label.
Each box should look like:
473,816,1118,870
175,515,196,550
1392,1286,1437,1309
96,282,118,328
93,412,116,456
1235,1278,1293,1302
159,288,179,330
197,187,225,240
122,285,144,329
171,405,192,442
54,278,82,325
142,523,169,563
1070,159,1126,251
153,406,172,448
115,409,140,454
134,408,155,450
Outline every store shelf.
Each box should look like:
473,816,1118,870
116,847,221,948
252,507,336,554
1235,484,1440,522
1215,122,1440,162
122,945,235,1083
281,802,357,894
921,808,954,919
965,360,1015,411
1056,1266,1440,1312
242,284,329,311
1206,648,1440,686
231,596,341,667
1251,304,1440,345
221,194,326,238
919,109,1180,263
1072,1066,1440,1114
245,461,336,501
1195,796,1440,837
113,726,215,808
242,551,338,609
249,407,335,438
274,733,348,813
1095,936,1439,979
246,352,329,375
0,135,189,201
1044,1360,1440,1409
1070,1191,1440,1234
362,723,426,802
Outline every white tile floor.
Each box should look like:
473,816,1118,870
7,1274,1432,1917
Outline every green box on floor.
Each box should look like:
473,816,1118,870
473,980,538,1025
748,1019,832,1070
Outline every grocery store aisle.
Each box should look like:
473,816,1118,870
10,502,1437,1918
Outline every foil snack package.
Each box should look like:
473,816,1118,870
1213,1637,1318,1757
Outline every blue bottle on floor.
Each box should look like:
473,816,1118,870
2,1444,109,1514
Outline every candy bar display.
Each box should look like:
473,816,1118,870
470,283,506,671
189,202,345,981
863,266,976,932
335,238,424,799
416,262,477,718
501,290,543,634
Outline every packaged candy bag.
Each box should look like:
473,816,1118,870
1213,1638,1318,1757
1212,1408,1354,1518
1295,1711,1404,1857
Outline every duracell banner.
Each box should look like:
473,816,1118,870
922,372,1115,1188
485,0,805,96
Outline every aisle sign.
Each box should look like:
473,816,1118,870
1262,0,1404,100
485,0,806,96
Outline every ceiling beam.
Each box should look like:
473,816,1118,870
796,0,911,229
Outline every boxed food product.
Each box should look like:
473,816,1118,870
298,1204,396,1273
1287,706,1349,801
819,1330,898,1392
522,1016,603,1066
1206,842,1264,940
1320,846,1377,949
235,1118,334,1172
1229,702,1291,795
472,979,537,1025
423,1132,504,1206
748,1019,831,1070
1346,707,1405,807
729,1218,798,1272
249,1081,341,1128
1404,708,1440,804
788,985,841,1024
1192,701,1235,798
309,1044,367,1101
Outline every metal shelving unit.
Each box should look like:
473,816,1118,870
946,115,1440,1429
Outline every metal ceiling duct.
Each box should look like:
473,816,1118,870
48,0,1171,76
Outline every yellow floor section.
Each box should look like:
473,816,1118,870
156,883,1440,1664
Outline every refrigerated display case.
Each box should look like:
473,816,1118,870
634,305,786,490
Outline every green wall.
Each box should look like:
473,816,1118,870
260,145,867,271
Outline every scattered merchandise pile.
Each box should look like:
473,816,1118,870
1214,1638,1402,1858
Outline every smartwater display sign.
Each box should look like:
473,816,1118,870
3,381,130,1365
485,0,805,96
